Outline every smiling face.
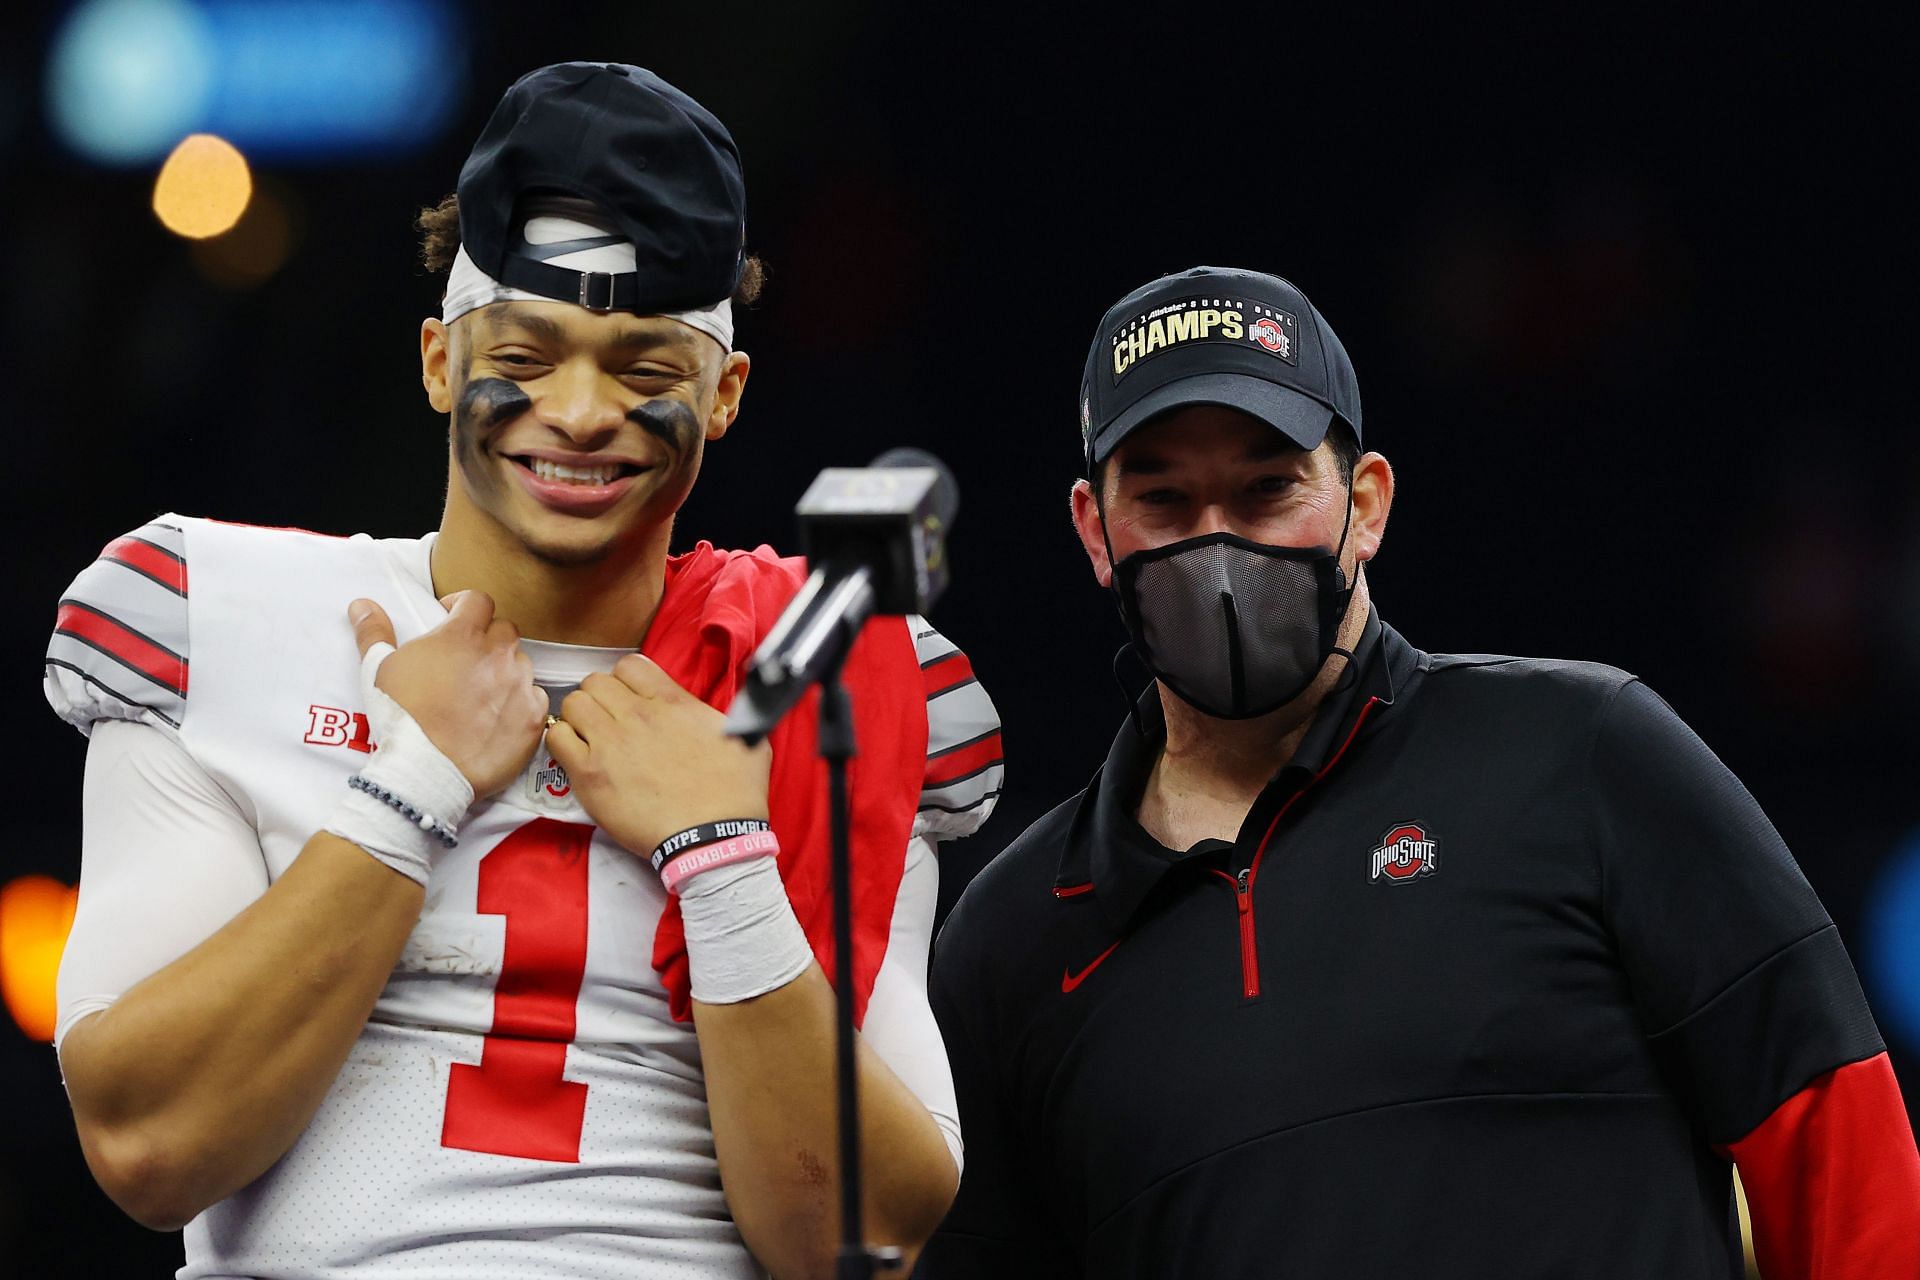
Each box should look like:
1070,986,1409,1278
420,300,750,567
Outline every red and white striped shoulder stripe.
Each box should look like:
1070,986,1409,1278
47,520,191,729
912,619,1003,837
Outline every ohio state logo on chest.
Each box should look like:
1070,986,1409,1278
534,757,570,797
1370,823,1439,883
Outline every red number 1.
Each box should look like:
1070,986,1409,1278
441,818,593,1162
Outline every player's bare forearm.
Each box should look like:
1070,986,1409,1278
694,963,959,1280
544,650,954,1271
58,832,424,1230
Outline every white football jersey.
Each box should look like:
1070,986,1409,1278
47,516,1003,1279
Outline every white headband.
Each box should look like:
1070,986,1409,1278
441,197,735,351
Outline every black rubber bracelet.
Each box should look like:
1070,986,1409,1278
651,818,773,872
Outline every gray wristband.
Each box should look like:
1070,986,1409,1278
346,774,459,848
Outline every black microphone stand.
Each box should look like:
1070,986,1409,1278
724,450,956,1277
728,629,901,1277
816,674,902,1278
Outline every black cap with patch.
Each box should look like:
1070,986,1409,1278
457,62,745,314
1080,266,1361,470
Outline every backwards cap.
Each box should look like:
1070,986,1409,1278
445,63,746,343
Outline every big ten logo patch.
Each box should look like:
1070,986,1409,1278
305,705,374,753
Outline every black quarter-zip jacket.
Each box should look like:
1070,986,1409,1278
920,613,1884,1279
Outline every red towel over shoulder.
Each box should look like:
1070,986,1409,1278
639,541,928,1026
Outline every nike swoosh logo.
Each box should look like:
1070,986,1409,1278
1061,939,1124,994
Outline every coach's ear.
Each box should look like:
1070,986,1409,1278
421,318,452,415
1070,479,1114,589
1348,450,1394,566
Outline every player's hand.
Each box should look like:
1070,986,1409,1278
546,654,772,859
348,592,547,799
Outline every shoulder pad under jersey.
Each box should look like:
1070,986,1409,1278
46,518,190,735
911,616,1003,841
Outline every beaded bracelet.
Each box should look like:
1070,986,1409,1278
347,774,460,849
650,818,774,872
659,831,782,895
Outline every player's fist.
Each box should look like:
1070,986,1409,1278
546,653,772,858
348,592,546,799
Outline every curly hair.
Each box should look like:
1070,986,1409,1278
415,193,766,306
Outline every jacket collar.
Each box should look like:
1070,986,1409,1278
1058,610,1422,934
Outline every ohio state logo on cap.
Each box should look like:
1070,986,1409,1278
1370,823,1438,883
1250,315,1291,356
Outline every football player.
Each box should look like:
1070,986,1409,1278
46,63,1001,1279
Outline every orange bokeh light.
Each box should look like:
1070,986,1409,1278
1,876,78,1043
153,133,253,239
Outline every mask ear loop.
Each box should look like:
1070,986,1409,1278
1324,475,1360,694
1325,643,1359,696
1092,463,1155,741
1330,481,1355,592
1092,468,1131,621
1111,642,1153,741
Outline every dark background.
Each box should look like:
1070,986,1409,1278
3,3,1914,1272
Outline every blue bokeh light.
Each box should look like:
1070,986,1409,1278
47,0,464,166
1863,828,1920,1055
47,0,216,165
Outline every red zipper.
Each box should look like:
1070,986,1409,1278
1205,867,1267,997
1210,695,1385,1002
1208,865,1261,998
1232,867,1258,997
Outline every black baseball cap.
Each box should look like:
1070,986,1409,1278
457,62,746,315
1080,266,1361,469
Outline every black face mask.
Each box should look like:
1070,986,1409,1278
1109,506,1354,720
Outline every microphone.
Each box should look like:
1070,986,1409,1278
723,448,959,743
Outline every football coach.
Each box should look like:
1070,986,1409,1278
918,265,1920,1278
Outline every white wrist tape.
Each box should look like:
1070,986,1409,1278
322,641,475,885
679,855,814,1005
